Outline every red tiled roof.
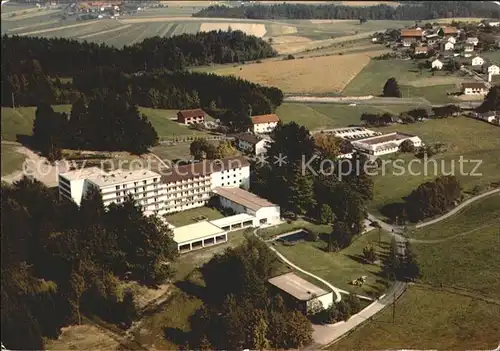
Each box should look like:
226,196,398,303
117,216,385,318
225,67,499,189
251,114,280,124
178,108,205,119
400,29,423,37
442,26,458,34
462,82,487,89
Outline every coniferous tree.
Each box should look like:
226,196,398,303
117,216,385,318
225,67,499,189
383,77,402,98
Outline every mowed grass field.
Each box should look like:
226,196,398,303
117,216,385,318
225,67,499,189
163,206,224,227
332,195,500,350
1,144,27,176
343,59,465,103
274,228,392,296
330,285,500,350
276,102,426,131
1,106,209,142
368,117,500,215
412,195,500,299
205,49,390,94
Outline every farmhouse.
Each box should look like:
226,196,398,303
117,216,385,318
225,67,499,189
173,221,228,253
327,127,381,141
161,156,250,214
251,114,280,134
233,133,269,156
431,59,443,70
414,46,428,55
440,26,459,37
471,56,484,67
268,272,334,315
59,168,167,216
177,108,205,125
351,132,423,156
466,37,479,46
400,28,422,46
462,82,488,95
212,186,281,225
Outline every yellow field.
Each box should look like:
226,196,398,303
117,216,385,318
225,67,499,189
339,1,400,6
210,49,390,93
434,17,487,23
200,22,269,37
270,35,312,44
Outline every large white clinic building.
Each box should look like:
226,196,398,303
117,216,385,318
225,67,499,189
161,156,250,214
352,132,422,156
58,168,168,216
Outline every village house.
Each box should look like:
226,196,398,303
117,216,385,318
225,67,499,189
400,28,423,46
444,41,454,51
464,43,475,52
440,26,459,37
471,55,484,67
431,59,443,70
251,114,280,134
447,36,456,44
233,133,269,156
414,46,428,55
177,108,206,125
466,37,479,46
425,33,439,45
462,82,488,95
484,63,500,76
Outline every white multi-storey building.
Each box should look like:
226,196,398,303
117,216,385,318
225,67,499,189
325,127,381,141
161,156,250,214
58,168,168,216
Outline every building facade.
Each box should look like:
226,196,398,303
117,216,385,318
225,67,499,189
462,82,488,95
471,56,484,66
431,59,443,70
161,156,250,214
177,109,206,125
59,168,168,216
233,133,269,155
352,132,423,156
251,114,280,134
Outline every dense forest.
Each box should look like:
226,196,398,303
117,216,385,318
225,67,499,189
1,179,178,350
33,95,159,159
2,31,276,75
193,1,500,20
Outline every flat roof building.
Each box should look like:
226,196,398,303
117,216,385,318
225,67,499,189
268,272,334,314
173,221,228,253
352,132,423,156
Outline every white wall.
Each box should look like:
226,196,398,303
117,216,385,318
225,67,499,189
253,122,278,134
211,165,250,190
255,206,281,225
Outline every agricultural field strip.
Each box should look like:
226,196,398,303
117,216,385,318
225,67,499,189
2,9,60,21
79,24,132,39
17,20,99,36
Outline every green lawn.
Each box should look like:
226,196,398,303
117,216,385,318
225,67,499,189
164,206,224,227
411,196,500,299
272,228,391,296
368,117,500,216
276,102,426,131
481,50,500,65
330,285,500,350
343,59,461,101
257,219,332,240
1,106,208,142
1,144,26,176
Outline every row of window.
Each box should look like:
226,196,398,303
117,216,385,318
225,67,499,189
115,178,158,190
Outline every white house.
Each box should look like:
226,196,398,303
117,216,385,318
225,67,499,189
444,41,454,51
268,272,334,314
351,132,423,156
485,63,500,75
212,186,281,226
447,36,456,44
233,133,269,156
471,56,484,66
466,37,479,46
431,59,443,70
251,114,280,134
161,156,250,214
488,21,500,27
58,168,168,216
426,33,439,45
462,82,488,95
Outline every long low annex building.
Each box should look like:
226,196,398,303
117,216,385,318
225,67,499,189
173,221,228,253
268,272,334,315
351,132,422,156
212,186,281,225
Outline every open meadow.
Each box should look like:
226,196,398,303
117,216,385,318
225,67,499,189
368,117,500,216
343,59,465,102
331,195,500,350
1,144,27,176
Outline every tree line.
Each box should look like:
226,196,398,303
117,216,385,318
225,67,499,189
32,95,159,159
193,2,500,20
361,104,461,126
1,178,178,350
251,122,373,249
2,31,276,77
